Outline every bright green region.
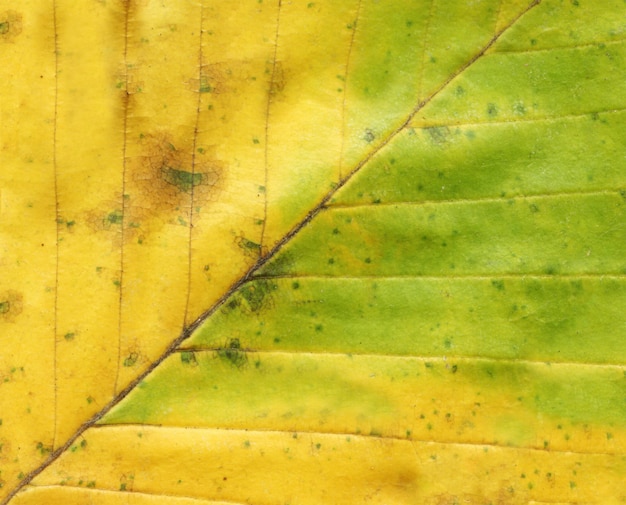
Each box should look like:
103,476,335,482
187,277,626,365
161,167,205,193
467,360,626,427
420,41,626,125
100,352,398,430
417,0,502,100
262,193,626,276
101,351,626,437
495,0,626,52
334,111,626,205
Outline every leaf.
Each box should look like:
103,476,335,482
1,0,626,504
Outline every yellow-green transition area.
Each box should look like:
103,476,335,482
1,0,626,504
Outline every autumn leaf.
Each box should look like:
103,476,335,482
1,0,626,504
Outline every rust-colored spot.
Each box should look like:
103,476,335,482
269,61,286,97
87,131,224,245
0,290,23,322
0,11,23,42
128,132,222,218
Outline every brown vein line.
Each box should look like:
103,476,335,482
337,0,362,180
51,0,60,452
416,0,435,103
90,425,620,458
411,106,626,129
258,0,282,256
24,486,252,505
493,37,626,54
182,5,205,328
0,3,543,504
252,273,626,281
112,0,131,399
173,348,626,371
326,188,626,210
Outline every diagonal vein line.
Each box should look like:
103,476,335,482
0,2,543,503
338,0,362,179
112,0,131,399
52,0,60,452
183,6,205,327
259,0,282,256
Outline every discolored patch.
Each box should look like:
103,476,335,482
0,290,23,322
269,61,287,98
0,11,23,42
214,337,248,368
87,132,225,244
188,60,256,96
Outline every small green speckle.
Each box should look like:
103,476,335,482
0,302,9,314
106,210,123,225
513,101,526,115
180,351,198,366
123,352,139,367
491,279,505,291
162,167,206,193
363,129,376,143
291,281,300,290
64,332,75,341
487,103,498,117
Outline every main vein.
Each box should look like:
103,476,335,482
1,1,542,503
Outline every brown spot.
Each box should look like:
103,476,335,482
0,290,23,322
269,61,286,97
86,132,224,245
0,11,23,42
126,132,222,232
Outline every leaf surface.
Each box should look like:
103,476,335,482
1,0,626,504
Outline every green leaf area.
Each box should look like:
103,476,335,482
90,1,625,503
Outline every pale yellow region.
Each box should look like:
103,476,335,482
13,486,239,505
184,1,277,325
53,0,126,449
115,1,204,390
33,427,419,505
0,0,56,497
359,358,626,456
263,0,358,248
33,427,626,505
496,0,536,33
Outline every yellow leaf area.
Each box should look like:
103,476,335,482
1,0,625,504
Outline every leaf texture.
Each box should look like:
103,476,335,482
1,0,626,504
